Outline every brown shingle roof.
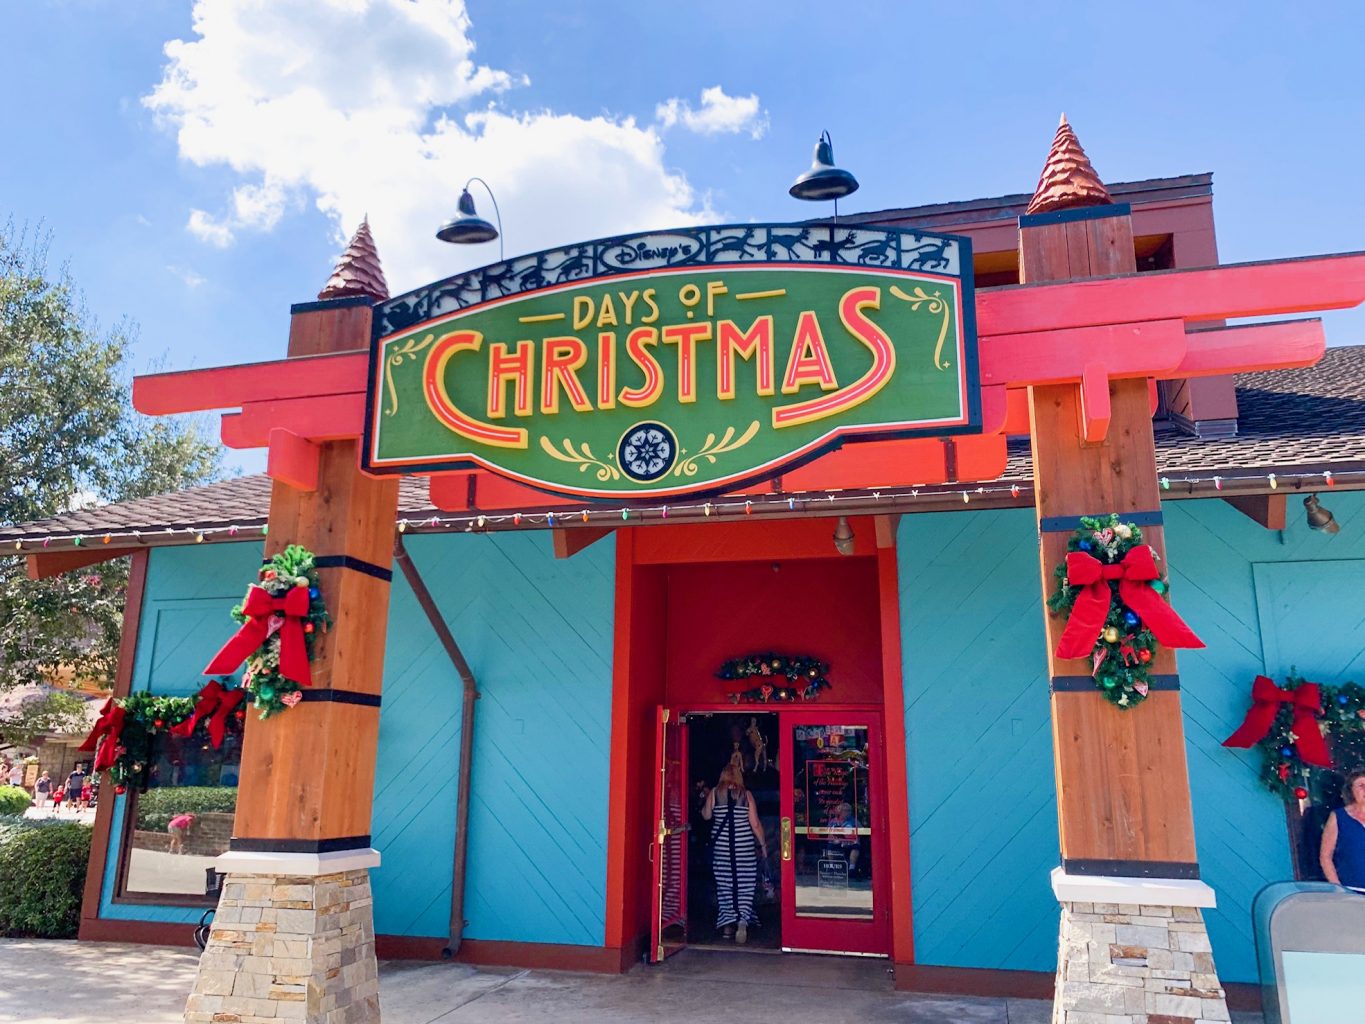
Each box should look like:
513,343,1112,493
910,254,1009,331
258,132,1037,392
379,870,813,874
5,346,1365,547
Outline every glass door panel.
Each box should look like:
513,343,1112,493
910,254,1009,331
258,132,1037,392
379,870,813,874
780,712,887,955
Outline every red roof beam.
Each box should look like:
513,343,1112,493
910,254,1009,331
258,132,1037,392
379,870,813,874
132,350,368,416
978,252,1365,338
219,393,367,449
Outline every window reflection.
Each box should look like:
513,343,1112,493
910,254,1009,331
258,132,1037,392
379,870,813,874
122,727,240,900
791,724,873,920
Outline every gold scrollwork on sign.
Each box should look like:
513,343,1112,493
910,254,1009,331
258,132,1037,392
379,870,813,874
384,334,435,416
537,437,621,481
674,420,761,478
889,285,952,370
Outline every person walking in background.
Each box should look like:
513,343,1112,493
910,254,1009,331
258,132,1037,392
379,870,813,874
65,765,86,812
50,783,64,813
701,752,767,943
7,760,24,788
1321,769,1365,890
34,772,51,808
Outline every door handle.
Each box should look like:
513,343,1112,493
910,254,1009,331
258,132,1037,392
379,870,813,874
780,817,792,861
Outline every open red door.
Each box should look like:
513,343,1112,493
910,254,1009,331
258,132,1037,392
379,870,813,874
649,706,689,963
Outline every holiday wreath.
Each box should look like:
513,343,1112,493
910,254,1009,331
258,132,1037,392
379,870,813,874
78,680,245,792
1223,672,1365,802
204,544,330,716
719,653,831,703
1047,514,1203,709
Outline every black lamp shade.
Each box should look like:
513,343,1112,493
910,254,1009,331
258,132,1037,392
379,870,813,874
790,133,860,201
436,188,500,244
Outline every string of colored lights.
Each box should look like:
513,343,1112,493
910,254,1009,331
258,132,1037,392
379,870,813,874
7,466,1361,551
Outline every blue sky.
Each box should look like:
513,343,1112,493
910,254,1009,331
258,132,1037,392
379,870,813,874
4,1,1364,474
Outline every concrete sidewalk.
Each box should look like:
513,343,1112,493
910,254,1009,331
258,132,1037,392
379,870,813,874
0,940,1260,1024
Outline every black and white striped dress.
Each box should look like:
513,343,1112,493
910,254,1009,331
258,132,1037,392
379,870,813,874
711,789,759,927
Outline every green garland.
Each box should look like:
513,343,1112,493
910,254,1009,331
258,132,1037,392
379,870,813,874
237,545,331,717
101,693,199,793
719,653,831,703
1047,513,1166,709
1250,674,1365,803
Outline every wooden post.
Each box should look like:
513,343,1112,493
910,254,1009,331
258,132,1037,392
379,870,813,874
185,255,398,1021
1021,119,1229,1022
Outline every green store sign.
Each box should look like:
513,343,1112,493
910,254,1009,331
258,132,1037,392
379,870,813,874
364,224,980,499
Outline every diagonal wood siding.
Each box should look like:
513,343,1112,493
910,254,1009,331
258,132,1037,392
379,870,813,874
897,508,1060,972
897,493,1365,983
372,532,616,945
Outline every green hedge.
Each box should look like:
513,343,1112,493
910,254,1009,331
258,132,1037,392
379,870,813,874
0,786,32,816
0,818,91,937
135,786,237,832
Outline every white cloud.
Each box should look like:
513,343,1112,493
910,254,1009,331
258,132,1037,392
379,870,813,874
167,265,207,288
144,0,753,292
186,208,234,247
655,85,768,139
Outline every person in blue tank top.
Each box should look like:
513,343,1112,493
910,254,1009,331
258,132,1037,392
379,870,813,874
1320,769,1365,890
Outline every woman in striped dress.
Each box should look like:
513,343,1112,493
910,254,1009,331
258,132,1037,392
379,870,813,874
701,755,768,943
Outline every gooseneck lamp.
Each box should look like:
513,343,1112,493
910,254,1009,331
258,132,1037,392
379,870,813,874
436,177,504,261
789,130,860,213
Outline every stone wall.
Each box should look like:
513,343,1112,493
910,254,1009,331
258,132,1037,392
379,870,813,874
183,868,379,1024
1053,902,1230,1024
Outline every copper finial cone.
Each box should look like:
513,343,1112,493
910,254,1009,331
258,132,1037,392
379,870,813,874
1025,115,1113,216
318,218,389,301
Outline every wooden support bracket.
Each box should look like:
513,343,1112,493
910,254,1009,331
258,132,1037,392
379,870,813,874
552,527,614,559
1222,492,1287,531
267,428,321,491
133,350,368,415
26,547,140,580
1078,363,1112,443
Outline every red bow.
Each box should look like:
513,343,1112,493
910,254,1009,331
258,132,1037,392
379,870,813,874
170,680,248,749
1223,676,1334,768
1055,545,1204,660
204,584,312,687
77,697,126,772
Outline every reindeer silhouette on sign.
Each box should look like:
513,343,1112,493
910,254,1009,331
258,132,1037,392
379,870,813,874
768,227,811,260
904,237,954,271
707,229,761,260
549,247,592,282
854,235,896,265
811,231,860,262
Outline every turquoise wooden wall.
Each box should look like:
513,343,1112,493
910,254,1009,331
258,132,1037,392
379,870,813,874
99,541,262,921
99,532,616,948
897,493,1365,984
372,532,616,945
897,507,1060,973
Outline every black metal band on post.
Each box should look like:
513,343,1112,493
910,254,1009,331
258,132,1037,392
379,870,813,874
260,554,393,580
1039,510,1164,533
312,554,393,581
229,835,372,854
1051,674,1180,693
1019,202,1132,229
1062,857,1200,880
297,689,382,707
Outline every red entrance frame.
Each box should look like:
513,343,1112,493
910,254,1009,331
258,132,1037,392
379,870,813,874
603,525,914,969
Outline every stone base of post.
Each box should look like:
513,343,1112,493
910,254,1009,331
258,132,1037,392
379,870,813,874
1050,870,1230,1024
184,852,381,1024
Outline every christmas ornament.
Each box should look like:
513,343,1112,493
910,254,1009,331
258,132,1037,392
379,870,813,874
1223,674,1365,803
1048,514,1202,709
205,544,330,718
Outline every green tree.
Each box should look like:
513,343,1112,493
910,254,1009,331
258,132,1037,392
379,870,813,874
0,221,222,693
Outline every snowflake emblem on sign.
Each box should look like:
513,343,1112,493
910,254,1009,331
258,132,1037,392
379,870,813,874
617,422,677,482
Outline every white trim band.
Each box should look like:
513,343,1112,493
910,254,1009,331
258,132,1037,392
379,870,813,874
1051,866,1217,908
214,848,381,877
